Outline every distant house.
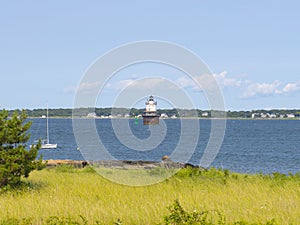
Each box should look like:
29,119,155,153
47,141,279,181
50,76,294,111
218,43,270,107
202,112,209,117
86,112,97,118
287,114,295,118
260,113,267,118
160,113,168,118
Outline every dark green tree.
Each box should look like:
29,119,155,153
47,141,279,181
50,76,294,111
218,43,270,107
0,109,43,187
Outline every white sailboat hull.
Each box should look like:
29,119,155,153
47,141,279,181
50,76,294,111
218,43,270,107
41,143,58,149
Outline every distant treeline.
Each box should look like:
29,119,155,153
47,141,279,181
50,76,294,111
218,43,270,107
5,108,300,118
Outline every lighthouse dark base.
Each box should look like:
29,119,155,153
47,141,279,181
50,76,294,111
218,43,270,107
142,115,160,125
142,111,160,125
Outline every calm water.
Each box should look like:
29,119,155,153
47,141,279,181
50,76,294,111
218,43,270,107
29,118,300,174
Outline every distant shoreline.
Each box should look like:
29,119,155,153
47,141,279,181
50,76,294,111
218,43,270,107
4,107,298,120
28,116,300,120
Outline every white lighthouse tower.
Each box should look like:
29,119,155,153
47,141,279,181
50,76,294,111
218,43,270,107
145,96,157,112
142,96,160,125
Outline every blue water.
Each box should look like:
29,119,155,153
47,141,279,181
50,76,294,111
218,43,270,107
28,118,300,174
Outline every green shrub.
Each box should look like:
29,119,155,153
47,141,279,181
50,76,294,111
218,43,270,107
232,219,277,225
163,200,225,225
0,110,44,188
81,165,96,173
45,215,88,225
0,217,32,225
54,164,77,173
175,167,205,178
148,167,171,177
163,200,278,225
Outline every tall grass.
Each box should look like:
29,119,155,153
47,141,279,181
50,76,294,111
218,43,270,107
0,166,299,224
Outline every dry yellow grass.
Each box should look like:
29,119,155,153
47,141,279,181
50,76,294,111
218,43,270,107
0,167,299,224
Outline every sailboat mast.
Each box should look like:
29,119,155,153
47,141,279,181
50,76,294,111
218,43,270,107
46,103,49,144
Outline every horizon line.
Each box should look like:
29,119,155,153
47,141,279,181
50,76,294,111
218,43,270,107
2,107,300,112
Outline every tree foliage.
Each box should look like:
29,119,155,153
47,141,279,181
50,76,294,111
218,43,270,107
0,109,43,187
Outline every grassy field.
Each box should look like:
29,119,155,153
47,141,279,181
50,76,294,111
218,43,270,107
0,166,299,224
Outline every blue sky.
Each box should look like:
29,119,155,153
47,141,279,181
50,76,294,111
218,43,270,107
1,1,299,110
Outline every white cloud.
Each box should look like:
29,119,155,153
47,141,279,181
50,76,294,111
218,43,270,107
175,71,241,93
281,82,300,93
90,71,239,94
213,71,242,87
176,76,200,90
105,77,180,92
79,81,101,92
106,79,135,90
67,72,300,102
242,80,282,98
176,73,221,91
242,80,300,98
204,71,300,98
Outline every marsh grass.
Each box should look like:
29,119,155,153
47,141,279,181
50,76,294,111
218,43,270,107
0,166,299,224
92,166,177,186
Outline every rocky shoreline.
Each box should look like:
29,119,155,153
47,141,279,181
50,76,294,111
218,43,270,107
44,158,201,170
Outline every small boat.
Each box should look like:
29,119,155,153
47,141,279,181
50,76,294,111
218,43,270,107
41,104,57,149
41,142,57,149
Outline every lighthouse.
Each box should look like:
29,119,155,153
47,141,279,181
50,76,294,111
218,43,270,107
142,95,160,125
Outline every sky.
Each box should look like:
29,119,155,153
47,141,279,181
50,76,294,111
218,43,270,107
1,1,300,110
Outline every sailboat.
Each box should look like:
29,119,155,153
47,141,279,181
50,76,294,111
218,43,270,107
41,104,57,149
